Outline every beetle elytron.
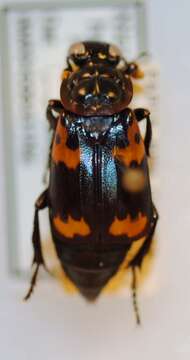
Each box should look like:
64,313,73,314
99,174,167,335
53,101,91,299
25,41,158,324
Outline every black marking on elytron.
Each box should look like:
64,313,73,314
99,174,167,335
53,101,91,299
55,133,61,145
116,136,129,148
65,131,79,150
135,132,141,144
49,161,81,221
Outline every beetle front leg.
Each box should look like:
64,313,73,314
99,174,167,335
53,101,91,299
43,100,65,183
134,108,152,156
46,99,65,130
24,189,49,301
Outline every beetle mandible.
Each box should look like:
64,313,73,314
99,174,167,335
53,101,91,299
25,41,158,324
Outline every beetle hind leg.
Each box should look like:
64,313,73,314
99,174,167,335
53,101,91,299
24,264,40,301
131,266,141,325
130,205,158,269
129,205,158,324
24,189,48,301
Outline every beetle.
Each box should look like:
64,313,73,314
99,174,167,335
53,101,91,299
25,41,158,324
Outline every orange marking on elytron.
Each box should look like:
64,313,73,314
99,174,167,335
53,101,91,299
109,212,147,238
53,214,91,238
112,116,145,166
52,119,80,169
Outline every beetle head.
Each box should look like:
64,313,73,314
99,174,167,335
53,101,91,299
60,41,142,116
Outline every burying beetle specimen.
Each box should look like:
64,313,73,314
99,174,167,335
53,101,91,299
25,41,158,324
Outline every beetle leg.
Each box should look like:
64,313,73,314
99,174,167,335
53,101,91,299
134,108,152,156
42,135,54,185
131,266,141,325
46,99,65,130
129,205,158,269
24,189,48,301
129,206,158,324
43,100,65,183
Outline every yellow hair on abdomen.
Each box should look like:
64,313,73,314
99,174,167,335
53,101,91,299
103,237,146,294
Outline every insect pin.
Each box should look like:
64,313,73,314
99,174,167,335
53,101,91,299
25,41,158,325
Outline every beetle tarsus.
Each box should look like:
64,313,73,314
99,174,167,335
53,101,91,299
129,206,158,324
24,263,40,301
131,267,141,325
24,190,48,300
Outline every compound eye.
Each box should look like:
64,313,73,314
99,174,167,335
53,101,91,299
68,42,86,56
109,44,122,58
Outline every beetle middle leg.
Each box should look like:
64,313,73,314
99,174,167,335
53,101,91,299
24,189,49,301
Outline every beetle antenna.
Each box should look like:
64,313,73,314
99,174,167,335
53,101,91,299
24,264,40,301
131,267,141,325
